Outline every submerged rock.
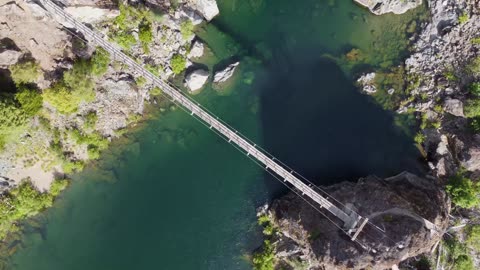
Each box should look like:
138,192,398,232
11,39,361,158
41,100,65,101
264,172,449,270
213,62,239,84
187,41,205,59
185,69,209,92
354,0,423,15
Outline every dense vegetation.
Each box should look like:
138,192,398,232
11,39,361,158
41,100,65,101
252,215,276,270
0,179,68,239
1,60,42,149
170,54,187,75
461,56,480,131
109,2,160,52
446,170,480,209
44,48,110,114
442,236,475,270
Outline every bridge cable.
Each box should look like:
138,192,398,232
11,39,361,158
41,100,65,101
39,0,405,247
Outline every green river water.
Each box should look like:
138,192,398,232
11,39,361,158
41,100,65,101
8,0,426,269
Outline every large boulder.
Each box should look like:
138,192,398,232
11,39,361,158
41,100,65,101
265,172,449,270
187,41,205,59
354,0,423,15
213,61,239,84
65,6,120,24
0,0,71,70
187,0,219,21
0,50,22,68
184,69,209,92
443,98,464,117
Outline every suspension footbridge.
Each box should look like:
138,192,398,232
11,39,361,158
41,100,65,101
38,0,369,242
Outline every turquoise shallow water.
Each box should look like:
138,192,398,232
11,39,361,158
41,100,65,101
8,1,425,269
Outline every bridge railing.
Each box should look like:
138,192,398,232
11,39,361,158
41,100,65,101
38,0,365,235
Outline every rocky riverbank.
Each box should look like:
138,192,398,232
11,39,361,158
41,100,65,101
261,0,480,269
257,172,449,270
0,0,243,242
0,0,227,190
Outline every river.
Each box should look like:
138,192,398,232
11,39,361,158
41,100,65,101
8,0,425,269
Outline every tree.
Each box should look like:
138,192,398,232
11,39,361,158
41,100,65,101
170,54,186,75
180,20,194,40
466,225,480,251
9,61,40,85
90,47,110,76
252,240,275,270
446,172,480,209
138,18,153,53
15,86,43,116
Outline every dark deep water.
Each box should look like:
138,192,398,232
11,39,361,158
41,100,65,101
9,1,425,269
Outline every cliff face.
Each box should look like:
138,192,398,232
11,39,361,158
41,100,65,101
265,172,450,270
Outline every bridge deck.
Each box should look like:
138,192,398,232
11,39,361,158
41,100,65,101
39,0,364,237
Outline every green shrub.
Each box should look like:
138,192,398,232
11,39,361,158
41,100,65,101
472,37,480,45
90,47,110,76
443,237,475,270
146,64,160,77
446,172,480,209
15,86,43,116
468,57,480,75
49,179,69,197
136,76,147,86
150,87,162,96
470,117,480,133
84,111,98,131
466,225,480,251
43,82,95,114
459,13,469,24
252,240,275,270
468,82,480,96
0,98,28,130
62,160,85,174
170,54,186,75
0,179,70,239
138,19,153,53
9,61,40,85
180,20,194,40
0,181,54,239
414,132,425,144
454,255,474,270
464,99,480,118
69,130,109,160
414,255,431,270
113,32,137,50
43,58,97,114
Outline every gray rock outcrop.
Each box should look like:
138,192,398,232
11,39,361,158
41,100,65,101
0,0,72,70
213,62,239,84
354,0,423,15
186,0,219,21
0,50,22,68
264,172,449,270
356,72,377,94
187,41,205,59
65,6,120,24
443,98,464,117
185,69,209,92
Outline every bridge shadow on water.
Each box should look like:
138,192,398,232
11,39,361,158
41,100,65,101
256,55,425,198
